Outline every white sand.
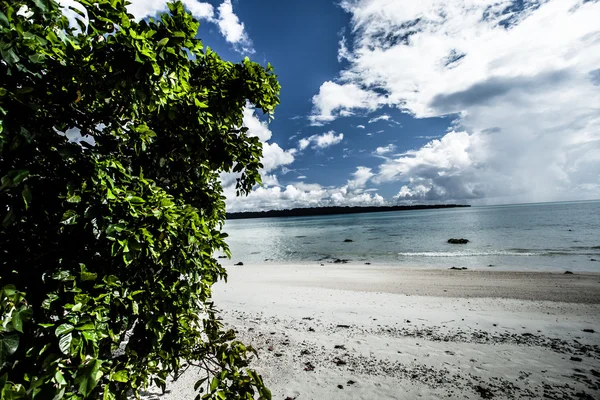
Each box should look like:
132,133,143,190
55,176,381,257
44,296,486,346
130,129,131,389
149,263,600,399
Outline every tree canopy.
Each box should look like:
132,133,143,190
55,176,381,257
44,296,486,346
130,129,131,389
0,0,279,398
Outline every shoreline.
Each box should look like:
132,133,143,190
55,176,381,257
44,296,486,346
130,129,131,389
152,263,600,399
218,262,600,304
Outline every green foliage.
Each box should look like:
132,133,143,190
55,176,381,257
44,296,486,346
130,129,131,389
0,0,279,398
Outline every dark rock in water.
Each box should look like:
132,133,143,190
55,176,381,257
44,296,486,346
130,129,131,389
337,324,351,328
334,344,346,350
570,356,583,362
308,327,315,332
591,259,597,261
234,262,244,266
347,380,356,385
333,258,349,264
337,385,343,389
448,238,469,244
564,271,574,275
474,385,494,399
365,262,371,265
333,357,347,366
582,328,595,333
217,255,227,259
449,267,468,270
487,264,495,267
591,369,600,377
304,362,315,371
343,239,353,242
568,229,573,231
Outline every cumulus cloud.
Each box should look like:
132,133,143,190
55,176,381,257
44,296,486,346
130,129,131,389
356,125,366,129
348,166,375,189
374,144,396,155
368,114,390,123
309,82,385,125
326,0,600,203
125,0,253,54
242,106,294,172
217,0,254,53
225,182,386,212
298,131,344,150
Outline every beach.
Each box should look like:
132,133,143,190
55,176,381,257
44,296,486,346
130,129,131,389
152,263,600,399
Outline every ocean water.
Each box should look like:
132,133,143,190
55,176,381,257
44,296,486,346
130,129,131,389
221,200,600,272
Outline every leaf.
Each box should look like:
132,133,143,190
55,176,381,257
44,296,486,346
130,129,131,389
157,37,169,48
22,185,32,210
111,370,128,383
76,359,103,397
2,285,16,296
125,195,145,204
0,333,19,366
11,308,32,333
55,324,74,337
54,370,67,386
32,0,48,11
58,332,72,355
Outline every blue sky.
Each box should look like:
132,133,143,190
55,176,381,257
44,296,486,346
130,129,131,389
119,1,600,211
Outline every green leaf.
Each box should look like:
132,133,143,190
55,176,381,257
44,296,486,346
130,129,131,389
58,332,72,355
54,370,67,386
22,185,32,210
76,359,103,397
157,37,169,48
111,370,128,383
32,0,48,12
11,308,32,333
55,324,74,337
2,285,16,296
0,333,19,366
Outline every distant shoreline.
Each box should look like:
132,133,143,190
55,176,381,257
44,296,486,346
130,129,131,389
226,204,470,220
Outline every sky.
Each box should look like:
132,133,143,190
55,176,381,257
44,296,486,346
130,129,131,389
86,0,600,211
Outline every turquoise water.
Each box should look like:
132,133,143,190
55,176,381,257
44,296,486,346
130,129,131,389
222,200,600,272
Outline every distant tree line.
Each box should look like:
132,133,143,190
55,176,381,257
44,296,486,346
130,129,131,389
227,204,471,219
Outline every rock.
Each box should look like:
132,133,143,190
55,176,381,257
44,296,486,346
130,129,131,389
344,239,353,242
300,349,310,355
337,324,351,328
334,344,346,350
364,262,371,265
217,255,227,259
304,362,315,371
449,266,468,270
337,385,344,389
487,264,495,267
347,380,356,385
274,353,283,357
570,356,583,362
564,271,574,274
308,327,315,332
333,258,349,264
474,385,494,399
333,357,347,366
582,329,595,333
591,259,597,261
234,262,244,266
448,238,469,244
591,369,600,377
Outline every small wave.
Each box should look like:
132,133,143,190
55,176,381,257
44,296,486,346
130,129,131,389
397,250,539,257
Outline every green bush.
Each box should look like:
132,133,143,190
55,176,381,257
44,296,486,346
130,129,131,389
0,0,279,398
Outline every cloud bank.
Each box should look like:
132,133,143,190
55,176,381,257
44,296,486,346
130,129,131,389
311,0,600,204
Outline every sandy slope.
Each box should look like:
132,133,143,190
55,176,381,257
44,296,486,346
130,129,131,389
148,264,600,399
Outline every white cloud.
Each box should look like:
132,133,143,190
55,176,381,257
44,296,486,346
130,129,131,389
242,106,294,172
368,114,390,123
374,144,396,155
348,166,374,189
124,0,252,54
356,125,366,129
225,182,386,212
328,0,600,203
217,0,254,53
127,0,214,20
309,81,385,125
298,131,344,150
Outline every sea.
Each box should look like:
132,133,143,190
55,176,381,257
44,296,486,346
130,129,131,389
221,200,600,272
